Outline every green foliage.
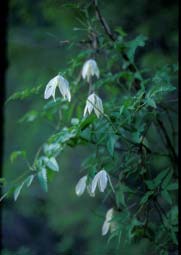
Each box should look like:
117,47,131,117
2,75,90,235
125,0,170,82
4,1,178,254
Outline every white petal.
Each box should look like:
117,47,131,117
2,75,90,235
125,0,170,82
106,208,114,222
102,220,110,236
98,170,108,192
82,61,88,79
95,67,100,79
108,174,115,193
66,87,71,102
94,94,103,118
83,104,89,117
90,59,100,78
75,176,87,196
87,94,95,113
58,75,71,102
44,76,58,100
91,172,100,194
87,184,95,197
83,94,95,117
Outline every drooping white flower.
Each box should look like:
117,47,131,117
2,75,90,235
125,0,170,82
75,175,87,196
102,208,114,236
75,175,95,197
91,169,111,194
44,74,71,102
82,59,100,82
83,93,104,118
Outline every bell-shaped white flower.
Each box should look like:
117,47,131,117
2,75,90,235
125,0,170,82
44,74,71,102
82,59,100,82
75,175,87,196
102,208,114,236
75,175,95,197
84,93,104,118
91,169,111,193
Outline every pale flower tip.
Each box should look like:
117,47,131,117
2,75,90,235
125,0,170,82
75,176,87,196
102,221,110,236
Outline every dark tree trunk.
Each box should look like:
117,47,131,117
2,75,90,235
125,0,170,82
0,0,9,251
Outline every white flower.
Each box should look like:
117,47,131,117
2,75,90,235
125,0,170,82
82,59,100,82
44,74,71,102
75,175,87,196
91,169,111,193
75,175,95,197
102,208,114,236
84,93,104,118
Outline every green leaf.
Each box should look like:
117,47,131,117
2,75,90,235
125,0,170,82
46,157,59,172
161,190,172,204
140,191,154,204
14,182,25,201
114,27,127,37
38,168,48,192
18,110,39,123
107,134,117,156
154,169,170,186
161,170,173,189
10,150,26,163
145,180,155,190
43,143,61,157
166,182,178,190
145,98,157,108
25,175,34,187
126,35,147,62
6,84,43,103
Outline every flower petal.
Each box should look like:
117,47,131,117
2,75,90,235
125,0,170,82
87,184,95,197
106,208,114,222
91,172,100,194
44,76,58,100
75,176,87,196
98,170,108,192
102,220,110,236
94,94,103,118
58,75,71,102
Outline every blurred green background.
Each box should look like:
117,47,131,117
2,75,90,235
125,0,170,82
3,0,178,254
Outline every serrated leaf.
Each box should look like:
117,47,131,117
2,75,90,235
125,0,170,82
14,182,25,201
38,168,48,192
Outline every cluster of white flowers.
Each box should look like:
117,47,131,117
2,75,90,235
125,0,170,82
75,170,115,235
44,59,103,118
44,59,112,237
